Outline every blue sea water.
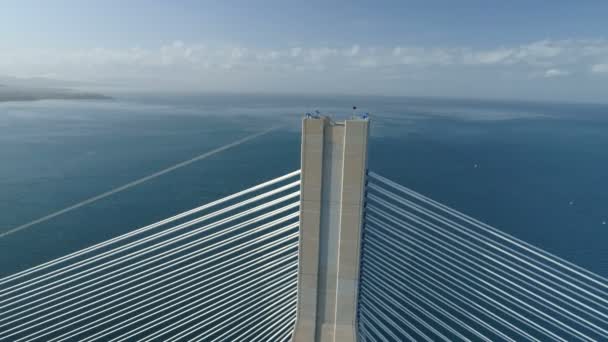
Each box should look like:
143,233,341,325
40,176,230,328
0,94,607,277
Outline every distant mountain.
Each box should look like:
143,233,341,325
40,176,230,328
0,87,111,102
0,76,110,102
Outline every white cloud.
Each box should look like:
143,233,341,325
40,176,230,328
515,40,563,60
357,58,378,68
307,47,338,63
470,48,514,64
591,63,608,73
290,47,302,57
230,47,248,59
344,44,360,57
1,39,608,94
544,68,569,78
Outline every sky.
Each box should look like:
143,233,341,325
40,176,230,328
2,0,608,102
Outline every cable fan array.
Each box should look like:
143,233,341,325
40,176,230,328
3,167,607,342
359,171,608,342
0,170,301,342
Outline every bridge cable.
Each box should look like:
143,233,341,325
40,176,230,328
3,218,298,341
366,196,608,336
0,127,282,240
369,172,608,292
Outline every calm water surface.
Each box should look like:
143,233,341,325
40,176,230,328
1,94,607,276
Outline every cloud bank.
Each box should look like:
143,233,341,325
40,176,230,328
1,39,607,100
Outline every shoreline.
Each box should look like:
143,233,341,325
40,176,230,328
0,92,112,103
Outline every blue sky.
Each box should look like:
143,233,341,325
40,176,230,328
2,1,608,101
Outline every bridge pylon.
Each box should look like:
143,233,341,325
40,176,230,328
293,116,370,342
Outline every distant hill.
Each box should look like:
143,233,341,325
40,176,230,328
0,87,111,102
0,76,110,103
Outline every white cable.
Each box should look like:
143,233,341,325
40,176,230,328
368,234,537,341
366,221,576,341
108,240,299,342
2,225,297,333
361,283,450,341
0,179,298,299
146,268,296,342
0,196,298,319
10,217,298,342
360,314,393,342
360,297,415,342
360,264,475,342
367,195,608,330
358,319,380,342
251,312,296,342
357,321,371,342
366,196,608,337
0,169,299,287
365,234,536,341
4,221,298,337
260,315,296,342
241,303,296,342
9,214,296,340
207,292,297,341
0,127,284,243
367,217,573,341
368,188,608,318
366,278,464,341
367,192,608,323
361,285,438,342
223,296,296,341
167,276,297,342
4,213,298,333
2,212,299,338
368,172,608,291
0,127,283,241
370,226,591,342
91,252,298,342
52,261,298,342
170,277,297,342
367,185,608,311
0,190,298,307
166,275,297,342
361,259,490,341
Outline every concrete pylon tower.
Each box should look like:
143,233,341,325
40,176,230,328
293,116,370,342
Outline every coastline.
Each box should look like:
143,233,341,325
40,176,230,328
0,87,111,103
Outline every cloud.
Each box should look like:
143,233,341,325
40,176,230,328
591,63,608,73
514,40,563,62
290,47,302,57
357,58,378,68
1,39,608,94
469,48,514,64
544,68,569,78
344,44,360,57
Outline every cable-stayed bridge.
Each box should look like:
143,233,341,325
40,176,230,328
0,116,606,341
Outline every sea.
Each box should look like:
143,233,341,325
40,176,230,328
1,93,607,278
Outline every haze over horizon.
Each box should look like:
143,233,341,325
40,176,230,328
2,1,608,102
